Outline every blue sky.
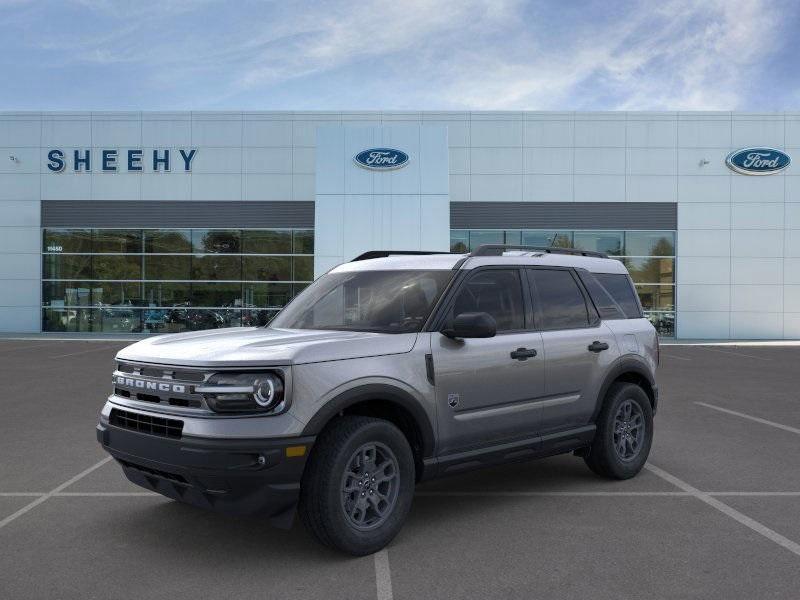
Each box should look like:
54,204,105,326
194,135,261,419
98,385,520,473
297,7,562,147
2,0,798,111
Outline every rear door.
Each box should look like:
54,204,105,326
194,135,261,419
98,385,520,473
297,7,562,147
431,267,545,454
526,268,620,434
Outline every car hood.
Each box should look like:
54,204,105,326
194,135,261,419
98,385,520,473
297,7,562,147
115,327,418,367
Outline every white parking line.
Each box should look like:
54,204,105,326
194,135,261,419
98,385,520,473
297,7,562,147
696,402,800,436
646,463,800,558
661,353,692,361
54,492,159,497
374,549,393,600
697,347,772,361
48,344,122,359
416,491,691,497
0,457,112,530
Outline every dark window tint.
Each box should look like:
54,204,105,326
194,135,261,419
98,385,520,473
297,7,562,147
242,230,292,254
192,229,240,253
93,230,142,253
530,269,590,329
577,271,625,320
450,269,525,332
594,273,642,318
144,230,191,253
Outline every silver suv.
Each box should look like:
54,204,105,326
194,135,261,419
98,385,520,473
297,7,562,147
97,245,659,555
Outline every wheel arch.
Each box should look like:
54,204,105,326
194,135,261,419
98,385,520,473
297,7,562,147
301,383,436,481
592,357,657,422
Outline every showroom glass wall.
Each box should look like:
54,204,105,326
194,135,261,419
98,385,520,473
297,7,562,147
42,228,314,334
450,229,676,337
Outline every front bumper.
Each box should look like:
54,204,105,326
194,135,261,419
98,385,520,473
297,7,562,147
97,421,314,528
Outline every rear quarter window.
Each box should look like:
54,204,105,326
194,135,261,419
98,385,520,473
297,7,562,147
592,273,643,319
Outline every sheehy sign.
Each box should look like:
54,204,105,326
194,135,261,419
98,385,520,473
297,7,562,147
46,149,197,172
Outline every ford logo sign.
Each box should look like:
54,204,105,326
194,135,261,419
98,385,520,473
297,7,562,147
354,148,409,170
726,147,790,175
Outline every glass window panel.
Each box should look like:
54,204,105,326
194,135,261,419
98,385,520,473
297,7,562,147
242,230,292,254
43,229,92,253
87,282,142,306
144,230,191,253
242,308,280,327
593,273,642,318
93,229,142,253
293,229,314,254
468,230,504,251
243,283,294,308
449,269,525,331
94,307,143,333
504,230,522,245
624,231,675,256
43,254,92,279
293,256,314,281
530,269,590,329
646,312,675,337
450,230,468,253
142,308,171,333
144,255,192,280
164,308,227,331
520,230,573,248
92,255,142,280
636,285,675,311
42,307,94,332
192,229,241,253
243,256,291,281
143,282,191,307
192,255,242,280
624,257,674,284
190,282,243,307
573,231,623,255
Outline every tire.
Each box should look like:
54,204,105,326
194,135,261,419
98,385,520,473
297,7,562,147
298,416,415,556
584,382,653,480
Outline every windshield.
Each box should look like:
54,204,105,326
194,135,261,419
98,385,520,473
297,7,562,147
270,270,454,333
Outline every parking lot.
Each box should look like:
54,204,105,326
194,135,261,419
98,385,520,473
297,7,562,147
1,339,799,599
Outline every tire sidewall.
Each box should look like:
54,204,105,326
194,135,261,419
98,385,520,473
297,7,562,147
320,420,415,554
597,383,654,478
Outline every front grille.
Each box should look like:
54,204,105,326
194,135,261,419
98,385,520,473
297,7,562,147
117,362,205,382
109,408,183,439
113,362,209,411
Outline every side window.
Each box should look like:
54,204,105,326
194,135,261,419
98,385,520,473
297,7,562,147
593,273,642,318
577,271,626,320
530,269,590,330
448,269,525,332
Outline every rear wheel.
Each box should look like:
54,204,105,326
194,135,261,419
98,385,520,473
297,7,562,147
584,382,653,479
299,416,415,555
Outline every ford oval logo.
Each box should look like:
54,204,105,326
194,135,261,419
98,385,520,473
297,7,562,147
726,147,790,175
354,148,409,170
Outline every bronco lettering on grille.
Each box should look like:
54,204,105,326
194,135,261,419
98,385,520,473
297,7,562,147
114,376,186,394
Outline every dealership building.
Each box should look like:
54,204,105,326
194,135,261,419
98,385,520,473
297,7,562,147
0,110,798,339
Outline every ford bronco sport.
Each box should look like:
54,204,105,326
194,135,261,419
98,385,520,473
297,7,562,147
97,245,659,555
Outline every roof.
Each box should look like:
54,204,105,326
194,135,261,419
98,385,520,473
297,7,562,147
332,250,629,275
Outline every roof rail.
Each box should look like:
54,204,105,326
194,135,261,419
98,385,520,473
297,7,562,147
469,244,608,259
350,250,453,262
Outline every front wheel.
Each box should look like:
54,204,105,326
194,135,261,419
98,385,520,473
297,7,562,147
584,382,653,479
298,416,415,556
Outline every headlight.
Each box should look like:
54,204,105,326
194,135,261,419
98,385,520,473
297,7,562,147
196,372,286,414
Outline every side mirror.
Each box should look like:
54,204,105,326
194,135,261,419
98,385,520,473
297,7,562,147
441,312,497,339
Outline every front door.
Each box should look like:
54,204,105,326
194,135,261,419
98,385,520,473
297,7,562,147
431,268,545,455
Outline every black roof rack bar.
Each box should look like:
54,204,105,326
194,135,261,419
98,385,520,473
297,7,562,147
469,244,608,259
351,250,454,262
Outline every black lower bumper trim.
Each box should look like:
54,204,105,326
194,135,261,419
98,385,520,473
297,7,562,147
97,422,314,528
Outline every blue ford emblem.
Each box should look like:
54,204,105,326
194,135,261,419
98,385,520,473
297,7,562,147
726,147,790,175
354,148,409,170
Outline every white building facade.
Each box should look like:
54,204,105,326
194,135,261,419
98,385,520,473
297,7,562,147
0,110,798,339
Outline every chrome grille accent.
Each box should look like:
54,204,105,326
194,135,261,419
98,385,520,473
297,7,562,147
113,361,212,412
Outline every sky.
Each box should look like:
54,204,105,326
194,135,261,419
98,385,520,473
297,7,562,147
1,0,799,111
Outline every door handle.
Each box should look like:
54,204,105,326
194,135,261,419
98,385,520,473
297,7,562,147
510,347,538,361
588,341,609,353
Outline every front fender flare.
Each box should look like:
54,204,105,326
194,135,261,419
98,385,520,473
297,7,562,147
301,383,436,458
